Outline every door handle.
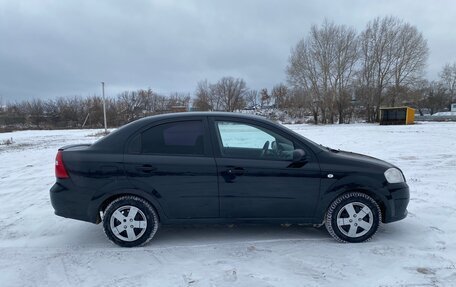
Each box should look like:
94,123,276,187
137,164,156,173
226,167,245,176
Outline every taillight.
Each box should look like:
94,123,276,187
55,150,69,179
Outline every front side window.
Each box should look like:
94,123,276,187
216,121,294,160
142,121,205,155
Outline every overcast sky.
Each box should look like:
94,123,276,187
1,0,456,101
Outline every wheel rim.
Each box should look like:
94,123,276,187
336,202,373,238
110,205,147,242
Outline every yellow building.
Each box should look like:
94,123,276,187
379,107,415,125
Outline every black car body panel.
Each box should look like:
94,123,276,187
50,112,409,227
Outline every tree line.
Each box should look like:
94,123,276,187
286,16,433,123
1,16,456,129
0,90,190,129
193,16,455,123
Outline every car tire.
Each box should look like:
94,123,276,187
325,192,381,243
103,196,159,247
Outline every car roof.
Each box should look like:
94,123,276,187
140,111,269,121
117,112,275,132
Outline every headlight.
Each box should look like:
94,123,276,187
384,168,405,183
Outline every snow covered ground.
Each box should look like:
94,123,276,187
0,122,455,287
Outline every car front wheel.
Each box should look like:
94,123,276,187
103,196,159,247
325,192,381,243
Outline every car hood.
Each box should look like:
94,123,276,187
329,149,395,170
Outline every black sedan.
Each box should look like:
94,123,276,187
50,112,409,247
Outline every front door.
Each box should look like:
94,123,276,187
210,118,321,220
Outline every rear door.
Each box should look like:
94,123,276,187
124,117,219,219
209,117,321,220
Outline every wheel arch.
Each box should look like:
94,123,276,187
318,185,388,223
340,188,387,223
88,189,166,224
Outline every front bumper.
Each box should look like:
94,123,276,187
383,183,410,223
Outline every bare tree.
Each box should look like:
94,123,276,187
359,17,398,121
167,92,191,110
288,88,313,119
245,89,259,108
214,77,247,112
426,81,450,114
389,22,429,106
154,95,168,112
359,16,428,120
271,83,288,109
287,36,321,123
439,62,456,106
260,88,271,107
117,91,143,122
194,80,213,111
405,79,428,115
138,88,157,114
26,99,45,127
287,21,358,123
330,24,358,123
55,96,86,127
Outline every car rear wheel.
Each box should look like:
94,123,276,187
103,196,159,247
325,192,381,243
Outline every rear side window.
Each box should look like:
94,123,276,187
141,121,205,155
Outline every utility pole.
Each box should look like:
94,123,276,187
101,82,107,134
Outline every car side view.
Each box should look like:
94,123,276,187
50,112,410,247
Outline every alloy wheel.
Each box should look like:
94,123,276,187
336,202,373,238
109,205,148,242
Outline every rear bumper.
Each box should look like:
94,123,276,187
383,183,410,223
50,182,96,223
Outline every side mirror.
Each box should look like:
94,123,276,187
292,149,306,162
